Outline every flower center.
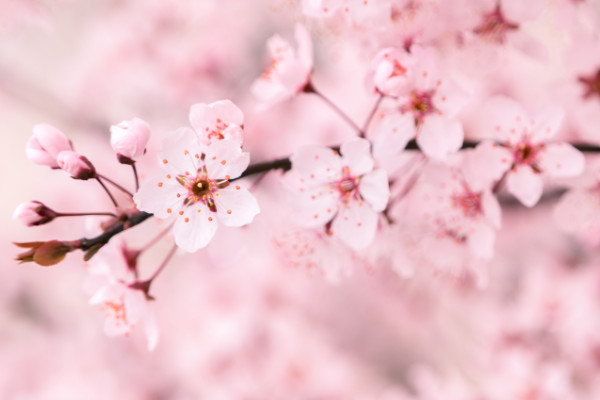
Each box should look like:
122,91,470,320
473,6,519,43
192,178,211,197
452,190,482,219
579,68,600,101
408,90,437,124
513,142,541,171
336,167,359,202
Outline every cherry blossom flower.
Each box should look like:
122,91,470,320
285,138,389,251
371,47,468,160
110,117,151,164
85,241,158,351
189,100,244,146
25,123,73,168
472,96,585,207
134,128,259,252
251,23,313,106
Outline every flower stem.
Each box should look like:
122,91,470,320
131,164,140,191
148,244,177,284
361,94,384,138
95,177,118,207
97,174,133,197
56,211,118,218
138,223,174,253
305,81,364,136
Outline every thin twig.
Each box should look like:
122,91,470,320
95,177,118,207
97,174,133,197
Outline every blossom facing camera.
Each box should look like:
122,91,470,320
13,201,57,226
57,151,96,180
25,124,73,168
134,128,260,252
110,117,151,164
286,138,390,251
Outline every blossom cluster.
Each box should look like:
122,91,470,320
9,0,600,398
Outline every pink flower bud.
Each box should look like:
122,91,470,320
110,118,151,164
57,151,96,180
25,124,73,168
13,201,57,226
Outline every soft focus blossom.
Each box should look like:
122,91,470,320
251,23,313,106
25,124,73,169
367,47,414,97
286,138,390,250
134,128,259,252
302,0,391,27
110,117,151,164
472,96,585,207
86,242,158,351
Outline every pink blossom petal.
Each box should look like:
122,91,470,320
417,115,463,160
372,112,415,159
292,186,339,227
134,177,185,219
501,0,545,23
340,138,374,176
531,105,564,143
173,204,218,252
331,200,378,250
214,185,260,227
481,190,502,229
538,143,585,178
433,79,470,118
462,142,512,192
480,95,528,142
506,165,544,207
294,23,313,71
144,312,160,352
467,222,495,259
291,146,342,183
159,127,200,175
204,139,250,180
359,169,390,212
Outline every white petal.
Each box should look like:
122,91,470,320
481,190,502,229
291,146,342,183
173,204,218,252
372,112,415,159
204,139,250,180
159,127,201,175
290,185,339,228
506,166,544,207
214,185,260,227
144,312,160,352
479,95,529,142
501,0,545,22
538,142,585,178
331,201,378,251
417,115,463,160
134,177,185,219
340,138,374,176
531,105,564,143
359,169,390,212
461,142,512,192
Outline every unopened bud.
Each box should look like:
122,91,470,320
110,118,151,164
25,124,73,169
57,151,96,180
13,201,57,226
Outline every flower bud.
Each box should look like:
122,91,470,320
14,240,74,266
25,124,73,168
13,201,57,226
57,151,96,180
110,118,151,164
